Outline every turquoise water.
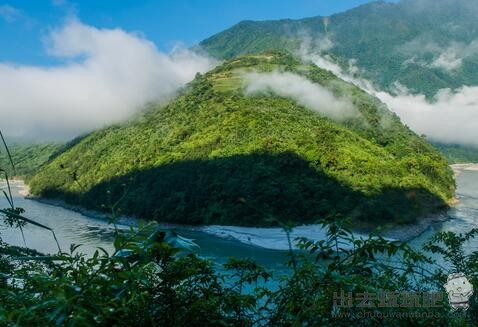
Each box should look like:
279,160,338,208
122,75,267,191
409,169,478,252
1,169,477,275
0,181,291,275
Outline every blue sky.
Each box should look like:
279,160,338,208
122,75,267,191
0,0,475,146
0,0,393,65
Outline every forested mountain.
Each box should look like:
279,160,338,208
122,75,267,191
0,143,62,178
200,0,478,98
432,142,478,164
28,53,454,226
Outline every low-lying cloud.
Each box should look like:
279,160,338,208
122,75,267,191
0,20,215,140
299,42,379,99
430,40,478,71
299,38,478,146
244,71,358,121
399,36,478,72
376,86,478,146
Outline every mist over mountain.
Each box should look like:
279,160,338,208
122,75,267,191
0,20,214,141
199,0,478,147
200,0,478,97
28,53,454,226
4,0,476,145
3,2,478,325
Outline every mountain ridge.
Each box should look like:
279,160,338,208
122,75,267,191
28,53,454,227
199,0,478,98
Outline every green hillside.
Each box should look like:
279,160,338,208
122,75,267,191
0,143,62,178
432,142,478,164
28,53,454,226
199,0,478,98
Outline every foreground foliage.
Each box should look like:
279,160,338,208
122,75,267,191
1,212,478,326
0,144,474,325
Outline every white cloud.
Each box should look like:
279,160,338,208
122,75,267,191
0,20,215,140
400,38,478,72
429,40,478,71
299,38,478,146
244,71,358,121
430,47,463,71
299,42,378,94
376,86,478,146
297,34,340,74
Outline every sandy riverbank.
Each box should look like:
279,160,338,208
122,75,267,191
451,163,478,176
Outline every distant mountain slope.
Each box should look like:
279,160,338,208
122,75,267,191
432,142,478,164
29,53,454,226
0,143,62,178
200,0,478,98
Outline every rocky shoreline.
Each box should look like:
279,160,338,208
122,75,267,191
376,212,449,241
25,195,449,244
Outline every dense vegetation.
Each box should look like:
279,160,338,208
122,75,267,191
1,189,478,325
0,143,62,178
432,142,478,164
199,0,478,98
28,53,454,227
0,133,473,326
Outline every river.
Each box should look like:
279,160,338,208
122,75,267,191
1,166,477,274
